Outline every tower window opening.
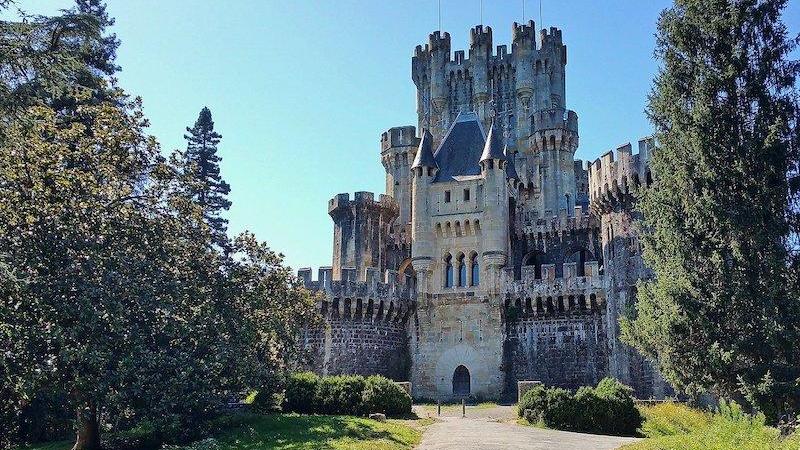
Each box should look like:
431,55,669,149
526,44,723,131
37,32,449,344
457,254,466,287
463,188,470,201
445,190,451,203
444,254,454,288
470,253,480,286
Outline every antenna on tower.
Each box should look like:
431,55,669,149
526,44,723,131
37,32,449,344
522,0,525,21
480,0,483,25
438,0,442,32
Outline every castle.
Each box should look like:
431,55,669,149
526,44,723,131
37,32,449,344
298,21,669,401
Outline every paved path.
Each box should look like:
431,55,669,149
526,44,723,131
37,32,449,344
413,405,640,450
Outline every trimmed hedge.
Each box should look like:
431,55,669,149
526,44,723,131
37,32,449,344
518,377,642,436
282,372,412,417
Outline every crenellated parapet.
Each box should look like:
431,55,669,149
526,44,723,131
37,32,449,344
588,138,655,213
298,267,416,325
528,107,579,153
519,205,597,236
505,260,606,317
328,191,398,218
412,23,570,147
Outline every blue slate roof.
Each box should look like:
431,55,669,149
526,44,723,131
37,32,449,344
432,112,486,183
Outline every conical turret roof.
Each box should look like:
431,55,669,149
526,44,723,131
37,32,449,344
411,129,436,169
480,120,506,163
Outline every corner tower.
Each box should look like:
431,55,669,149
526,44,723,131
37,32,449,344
329,192,398,282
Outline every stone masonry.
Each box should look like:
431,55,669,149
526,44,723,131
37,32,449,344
298,21,670,401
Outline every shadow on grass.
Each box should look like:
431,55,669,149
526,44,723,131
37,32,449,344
216,414,415,449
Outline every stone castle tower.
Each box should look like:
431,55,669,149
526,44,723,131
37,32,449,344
298,21,669,401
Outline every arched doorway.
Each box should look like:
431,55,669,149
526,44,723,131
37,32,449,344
452,365,470,396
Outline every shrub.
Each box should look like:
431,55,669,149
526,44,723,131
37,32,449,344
362,375,412,417
593,377,642,436
518,378,642,436
283,372,320,414
517,384,548,420
542,387,576,430
317,375,367,415
251,373,286,412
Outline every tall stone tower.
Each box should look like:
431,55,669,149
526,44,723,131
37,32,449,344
328,192,398,281
381,126,419,228
588,139,667,398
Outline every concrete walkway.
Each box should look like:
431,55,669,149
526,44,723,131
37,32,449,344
414,405,640,450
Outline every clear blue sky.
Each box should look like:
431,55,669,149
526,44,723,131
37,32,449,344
15,1,800,271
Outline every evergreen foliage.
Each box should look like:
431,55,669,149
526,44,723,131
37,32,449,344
621,0,800,421
181,107,232,249
0,4,317,450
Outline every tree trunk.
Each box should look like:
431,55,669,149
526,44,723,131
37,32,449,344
72,403,100,450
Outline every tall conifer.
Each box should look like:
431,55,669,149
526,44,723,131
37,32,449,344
622,0,800,420
182,107,232,248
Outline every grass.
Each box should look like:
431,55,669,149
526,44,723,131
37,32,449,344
620,402,800,450
17,414,434,450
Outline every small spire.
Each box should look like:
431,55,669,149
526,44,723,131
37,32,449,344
480,120,506,163
412,129,437,169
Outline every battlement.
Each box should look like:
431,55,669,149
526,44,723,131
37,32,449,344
506,262,606,316
469,25,492,56
512,20,537,45
429,30,451,54
520,205,598,236
413,23,567,70
298,267,415,324
531,108,578,134
381,126,419,151
540,27,564,46
328,191,398,216
588,138,655,212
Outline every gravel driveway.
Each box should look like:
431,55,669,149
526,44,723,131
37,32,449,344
413,405,640,450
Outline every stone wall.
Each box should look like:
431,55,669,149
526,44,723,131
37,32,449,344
303,318,410,380
504,308,608,396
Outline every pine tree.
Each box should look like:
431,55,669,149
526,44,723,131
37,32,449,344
182,107,232,249
621,0,800,421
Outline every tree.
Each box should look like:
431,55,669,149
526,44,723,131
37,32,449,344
621,0,800,421
0,6,316,449
181,107,232,249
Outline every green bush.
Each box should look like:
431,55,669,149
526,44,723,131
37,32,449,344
593,377,642,436
518,378,642,436
317,375,367,415
283,372,320,414
542,387,576,430
362,375,412,417
517,384,548,420
282,372,410,417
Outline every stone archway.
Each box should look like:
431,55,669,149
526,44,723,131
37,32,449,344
452,365,470,396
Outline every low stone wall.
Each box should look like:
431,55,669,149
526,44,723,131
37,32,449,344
303,319,410,381
504,309,608,397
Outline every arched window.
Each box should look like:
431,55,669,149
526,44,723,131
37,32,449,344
444,254,454,288
470,253,480,286
457,254,466,287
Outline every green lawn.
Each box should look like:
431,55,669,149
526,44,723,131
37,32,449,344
18,414,434,450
